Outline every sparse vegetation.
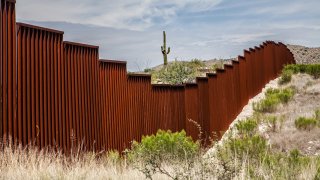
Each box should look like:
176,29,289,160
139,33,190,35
127,130,200,179
212,116,320,179
295,109,320,131
279,64,320,84
235,117,258,137
295,117,317,131
263,115,286,132
144,68,153,73
279,69,294,84
253,87,295,112
151,60,206,84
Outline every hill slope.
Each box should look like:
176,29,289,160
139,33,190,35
287,44,320,64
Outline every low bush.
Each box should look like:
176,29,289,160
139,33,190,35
228,135,267,159
144,68,153,73
315,109,320,122
295,117,317,131
235,118,258,137
189,58,205,67
127,129,200,179
152,61,204,84
295,109,320,131
279,69,293,85
253,87,295,112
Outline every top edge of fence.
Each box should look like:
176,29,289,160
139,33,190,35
5,0,16,3
207,72,217,77
232,60,239,64
255,46,261,50
16,22,64,35
238,55,245,60
196,76,209,80
64,41,99,49
224,64,233,68
244,49,251,54
99,59,127,64
127,73,152,78
185,83,198,86
216,68,225,72
152,84,185,88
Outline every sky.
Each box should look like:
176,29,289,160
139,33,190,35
16,0,320,71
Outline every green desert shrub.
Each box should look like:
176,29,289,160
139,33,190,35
151,59,206,84
295,117,317,131
127,130,200,179
235,118,258,137
253,87,294,112
128,130,199,161
229,135,267,159
295,109,320,131
105,150,121,165
152,61,196,84
189,58,205,67
144,68,153,73
279,69,294,85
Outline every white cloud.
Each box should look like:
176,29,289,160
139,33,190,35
16,0,222,31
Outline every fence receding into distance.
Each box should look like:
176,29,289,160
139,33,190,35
1,0,295,152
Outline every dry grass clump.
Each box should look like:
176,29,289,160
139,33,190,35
253,87,295,113
1,133,320,180
0,140,158,180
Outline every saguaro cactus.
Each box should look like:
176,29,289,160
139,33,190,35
161,31,170,65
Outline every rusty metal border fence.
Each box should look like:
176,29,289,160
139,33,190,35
1,0,295,152
16,23,64,150
63,41,100,151
1,0,16,144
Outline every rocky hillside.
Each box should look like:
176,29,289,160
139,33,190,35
287,44,320,64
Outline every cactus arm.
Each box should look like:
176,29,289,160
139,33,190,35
163,31,166,47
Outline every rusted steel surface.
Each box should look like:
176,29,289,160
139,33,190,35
16,23,64,148
185,83,200,140
1,0,296,152
63,42,100,151
98,60,129,151
1,0,16,143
